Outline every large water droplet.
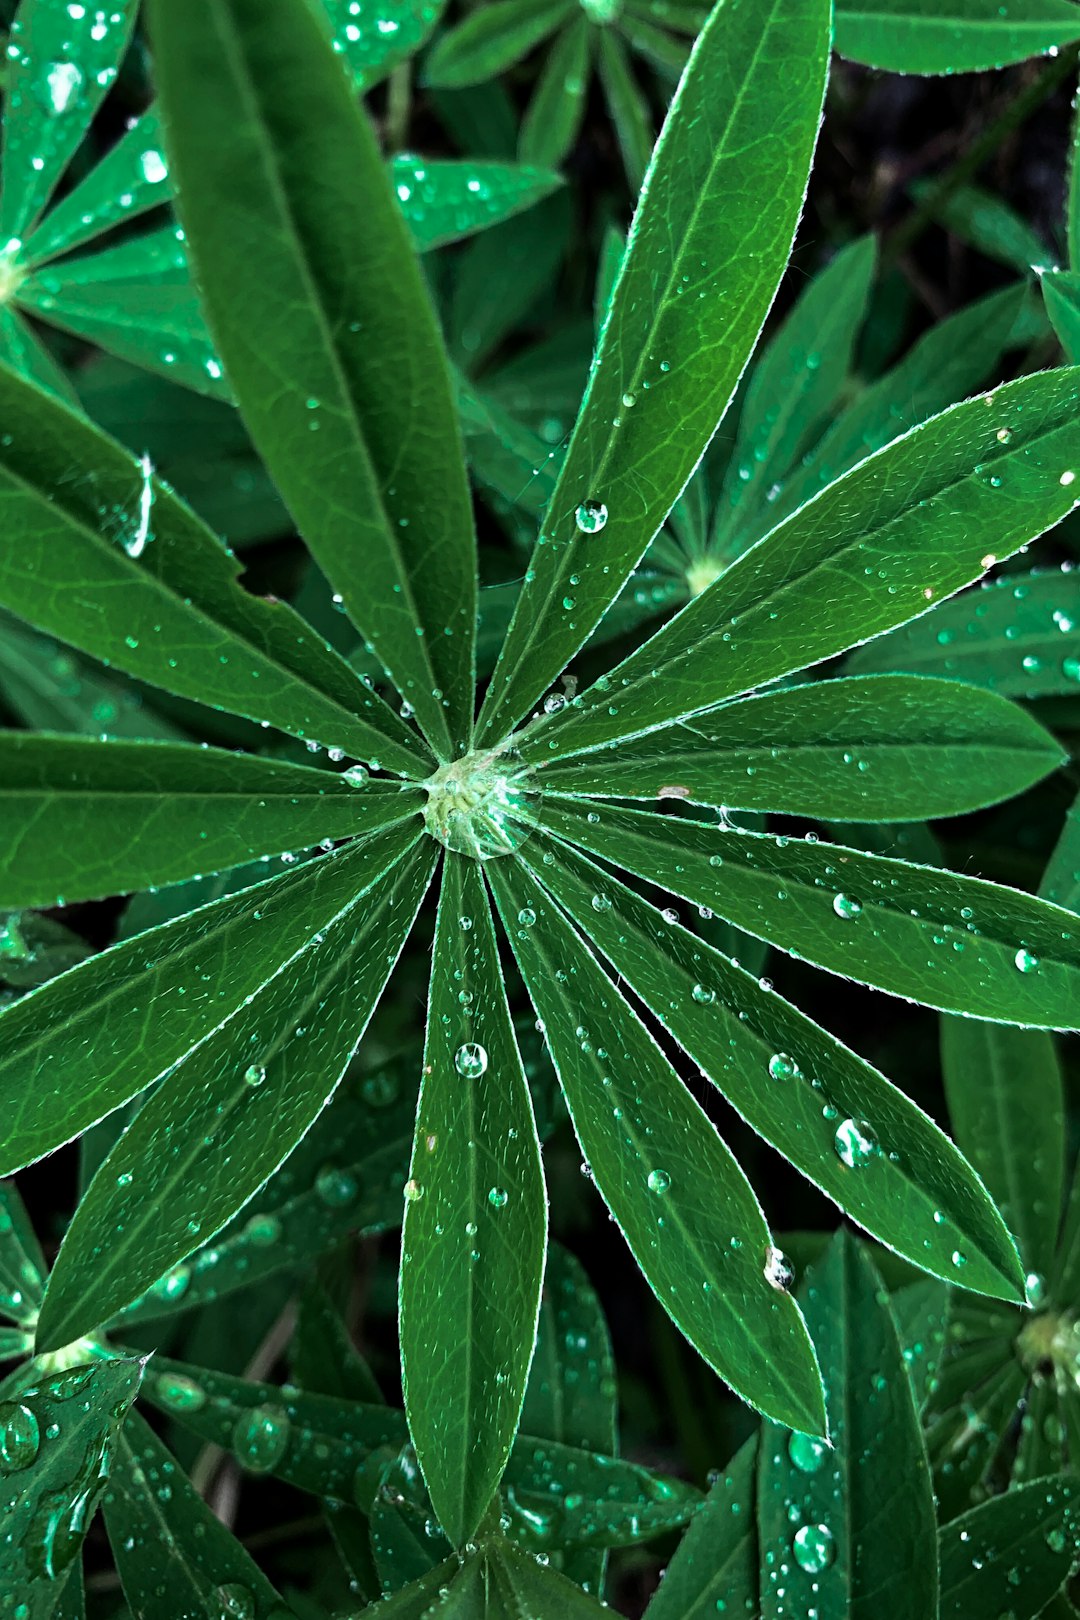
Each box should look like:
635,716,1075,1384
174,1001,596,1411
1014,948,1039,974
39,60,83,115
792,1522,835,1573
0,1401,39,1471
154,1373,207,1415
832,893,862,920
764,1246,795,1291
768,1051,799,1081
232,1404,289,1474
575,499,608,534
454,1042,488,1079
647,1169,671,1194
788,1430,827,1473
488,1187,509,1209
833,1117,879,1168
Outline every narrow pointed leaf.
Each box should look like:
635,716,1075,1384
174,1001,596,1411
150,0,477,755
487,856,827,1435
0,733,423,907
643,1435,757,1620
1043,269,1080,363
525,831,1026,1301
326,0,447,89
712,235,877,552
0,611,184,740
519,17,592,169
890,1278,951,1410
835,0,1080,73
0,832,422,1175
0,1354,143,1619
475,0,831,745
538,675,1064,821
597,30,653,192
529,367,1080,763
757,1233,937,1620
36,831,434,1351
939,1475,1080,1618
0,1178,46,1325
942,1017,1065,1277
401,855,547,1546
490,1540,613,1617
534,798,1080,1029
0,305,78,405
425,0,574,87
0,362,426,772
105,1411,288,1620
22,110,172,267
913,181,1053,275
392,156,562,251
848,565,1080,697
0,0,138,243
1043,788,1080,912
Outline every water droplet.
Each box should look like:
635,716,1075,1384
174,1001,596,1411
39,60,83,115
232,1404,289,1473
591,893,612,913
154,1372,207,1414
691,983,715,1005
315,1166,357,1208
517,907,536,928
788,1430,827,1473
139,148,168,184
832,893,862,920
833,1117,879,1168
575,499,608,535
647,1169,671,1194
243,1063,266,1086
1025,1271,1047,1307
343,764,369,789
217,1584,255,1620
768,1051,799,1081
1014,948,1039,974
404,1178,424,1202
764,1246,794,1291
454,1042,488,1079
1046,1526,1068,1554
792,1522,835,1573
488,1187,509,1209
0,1402,39,1471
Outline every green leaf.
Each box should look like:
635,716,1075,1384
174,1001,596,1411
1043,788,1080,911
0,733,424,907
36,831,435,1351
475,0,831,745
939,1475,1080,1618
521,830,1026,1301
537,674,1064,821
911,181,1054,275
401,855,547,1546
391,155,563,251
486,1538,614,1617
757,1232,937,1620
941,1017,1065,1277
596,29,653,192
104,1410,288,1620
847,565,1080,697
519,16,593,169
755,284,1024,543
0,830,421,1176
17,226,231,401
533,798,1080,1030
150,0,477,756
0,363,427,774
0,1176,46,1325
487,855,827,1435
642,1435,757,1620
114,1057,417,1327
1044,269,1080,363
890,1277,951,1410
326,0,447,89
20,109,172,267
834,0,1080,73
0,1354,143,1618
712,236,877,554
529,367,1080,762
425,0,574,88
0,0,139,243
0,305,78,405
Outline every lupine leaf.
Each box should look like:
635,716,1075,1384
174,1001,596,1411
21,110,172,267
911,181,1055,275
519,16,593,169
391,155,563,251
1044,269,1080,363
0,1355,143,1620
424,0,574,88
834,0,1080,73
890,1277,951,1410
942,1017,1065,1278
104,1410,288,1620
0,304,78,404
0,0,139,244
534,798,1080,1030
0,1177,45,1325
150,0,477,755
522,832,1026,1301
939,1475,1080,1617
712,235,877,554
596,29,653,192
0,832,422,1176
537,674,1064,820
326,0,447,89
757,1232,937,1620
642,1435,757,1620
0,733,423,907
401,855,547,1546
528,367,1080,762
35,830,435,1351
847,566,1080,698
488,855,827,1435
475,0,831,745
0,363,427,773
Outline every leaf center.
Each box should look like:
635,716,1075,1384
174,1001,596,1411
421,749,538,860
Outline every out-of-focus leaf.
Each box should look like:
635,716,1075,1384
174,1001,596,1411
834,0,1080,73
939,1475,1080,1618
391,155,563,251
425,0,574,88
